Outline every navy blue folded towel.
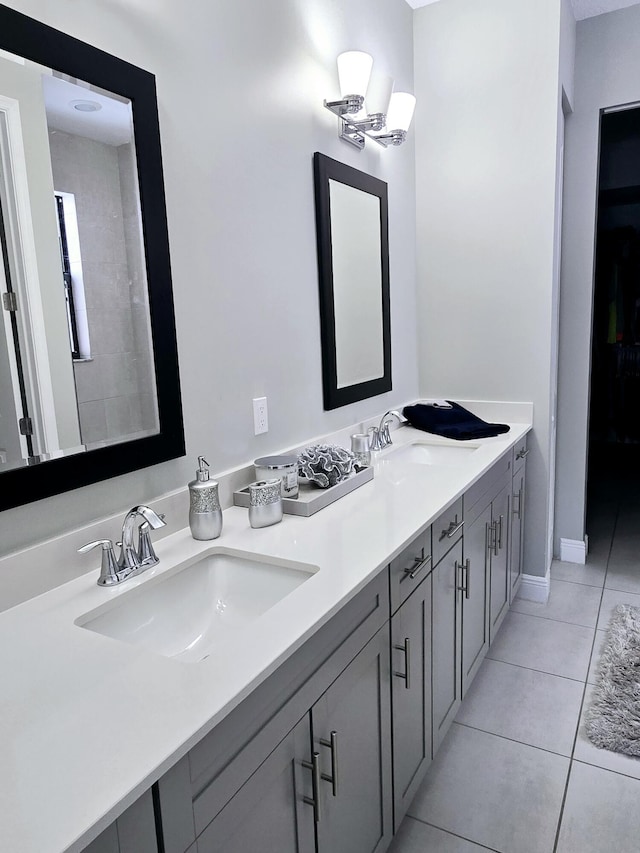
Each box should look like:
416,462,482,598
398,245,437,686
402,402,510,441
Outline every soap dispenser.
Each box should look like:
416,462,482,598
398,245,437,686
189,456,223,540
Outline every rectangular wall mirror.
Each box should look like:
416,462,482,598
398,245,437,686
313,152,391,410
0,4,184,511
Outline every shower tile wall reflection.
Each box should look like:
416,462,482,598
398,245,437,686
48,128,157,447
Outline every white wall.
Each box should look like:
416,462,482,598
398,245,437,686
0,56,81,455
556,4,640,551
0,0,418,557
413,0,565,577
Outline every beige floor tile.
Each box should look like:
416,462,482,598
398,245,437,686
557,762,640,852
456,658,583,756
512,579,601,628
487,611,594,681
388,818,495,852
408,724,569,853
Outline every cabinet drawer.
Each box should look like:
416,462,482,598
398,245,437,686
432,497,464,566
464,453,511,519
389,527,432,614
512,435,529,474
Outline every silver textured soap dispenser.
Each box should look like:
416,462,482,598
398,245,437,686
188,456,223,540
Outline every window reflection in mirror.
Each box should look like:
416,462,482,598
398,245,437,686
0,51,158,473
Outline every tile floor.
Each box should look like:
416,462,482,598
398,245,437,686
388,460,640,853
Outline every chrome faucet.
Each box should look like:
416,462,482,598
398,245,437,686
78,505,166,587
369,410,408,451
118,505,166,571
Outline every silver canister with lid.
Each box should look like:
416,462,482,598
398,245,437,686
254,455,299,498
248,479,283,528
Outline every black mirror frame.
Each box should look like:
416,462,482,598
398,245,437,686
0,4,185,511
313,152,391,410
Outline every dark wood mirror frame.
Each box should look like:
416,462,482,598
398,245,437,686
313,152,391,410
0,4,184,511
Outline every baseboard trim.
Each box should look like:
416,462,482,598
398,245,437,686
518,571,550,603
560,538,587,565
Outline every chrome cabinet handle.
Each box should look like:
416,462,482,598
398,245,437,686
516,447,530,460
302,751,322,822
486,521,498,557
441,518,464,541
404,554,432,580
497,515,504,550
512,489,522,520
456,559,471,599
394,638,411,690
319,731,339,796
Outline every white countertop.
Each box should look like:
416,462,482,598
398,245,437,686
0,416,530,852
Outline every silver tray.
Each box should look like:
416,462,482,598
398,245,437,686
233,465,374,517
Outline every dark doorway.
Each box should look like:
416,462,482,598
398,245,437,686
588,105,640,503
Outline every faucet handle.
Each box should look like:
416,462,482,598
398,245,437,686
137,514,165,567
78,539,121,587
368,426,384,452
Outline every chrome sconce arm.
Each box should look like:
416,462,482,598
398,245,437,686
323,94,365,116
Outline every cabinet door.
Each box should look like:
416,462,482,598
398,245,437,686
312,627,393,853
431,540,463,755
391,574,432,830
489,482,510,643
461,506,490,697
510,466,526,603
196,716,315,853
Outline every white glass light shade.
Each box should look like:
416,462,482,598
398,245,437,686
337,51,373,98
385,92,416,131
365,73,393,117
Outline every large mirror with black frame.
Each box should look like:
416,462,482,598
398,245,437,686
313,152,391,410
0,4,184,511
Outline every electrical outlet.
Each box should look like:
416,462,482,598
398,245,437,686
253,397,268,435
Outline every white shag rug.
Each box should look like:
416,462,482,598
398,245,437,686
585,604,640,756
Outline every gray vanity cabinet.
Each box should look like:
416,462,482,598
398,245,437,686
194,716,314,853
196,626,392,853
510,440,528,603
81,790,158,853
460,500,491,698
488,481,511,643
431,538,463,755
313,627,393,853
390,570,432,830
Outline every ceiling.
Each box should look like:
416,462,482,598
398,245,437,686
405,0,640,19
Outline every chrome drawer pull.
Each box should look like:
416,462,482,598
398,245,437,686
516,447,530,460
302,751,322,822
404,554,432,580
441,518,464,540
498,515,504,550
319,731,339,796
394,638,411,690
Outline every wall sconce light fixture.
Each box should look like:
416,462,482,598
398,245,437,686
324,51,416,150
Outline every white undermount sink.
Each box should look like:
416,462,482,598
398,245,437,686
75,550,317,663
387,440,481,466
